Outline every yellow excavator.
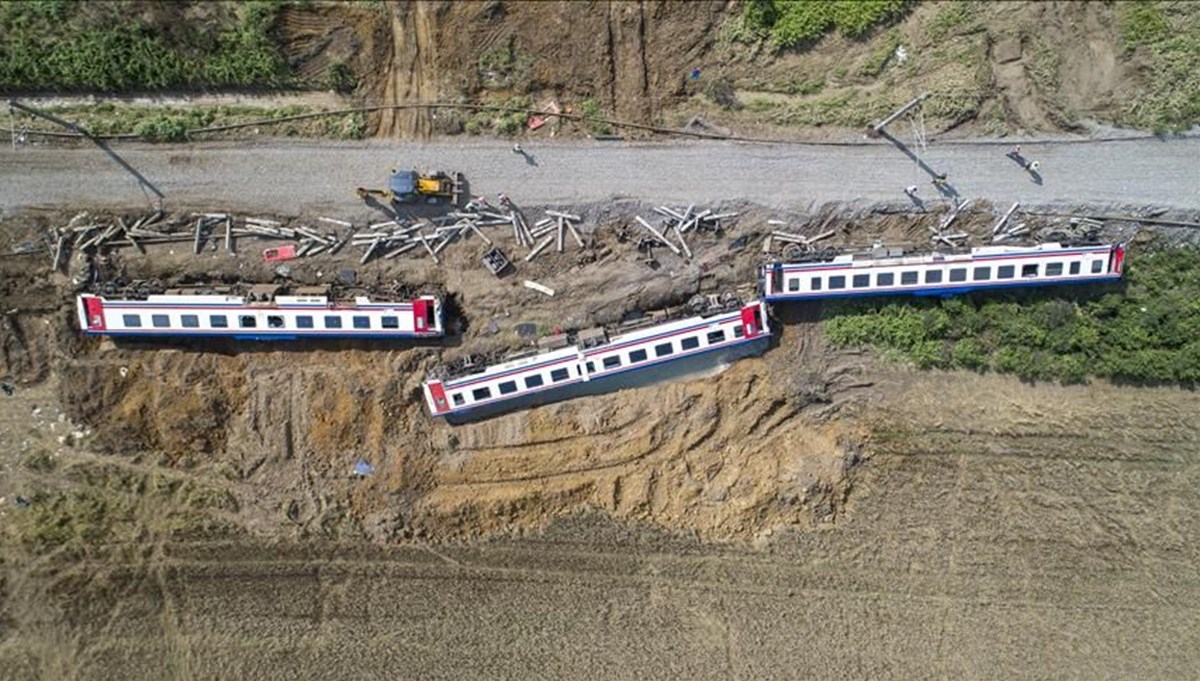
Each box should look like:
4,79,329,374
356,168,464,206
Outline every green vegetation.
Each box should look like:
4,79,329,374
477,38,533,91
1117,1,1200,131
10,460,240,554
577,98,612,136
823,246,1200,384
739,0,911,48
12,103,368,142
463,95,532,136
925,1,983,42
0,1,294,92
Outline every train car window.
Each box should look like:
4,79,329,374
550,368,570,382
381,316,399,329
1069,261,1081,275
949,268,967,283
239,316,257,328
787,278,800,292
353,316,370,329
877,272,895,286
498,381,518,395
585,361,595,373
997,265,1015,279
471,387,491,401
1021,264,1039,278
629,349,648,363
973,267,991,281
810,277,822,291
852,274,870,288
452,393,465,406
707,330,726,344
681,337,701,351
925,270,943,284
181,315,200,328
296,316,314,329
525,374,545,389
1091,260,1103,273
828,276,846,289
324,316,343,329
602,356,621,369
268,316,285,329
210,315,228,328
123,314,142,327
1045,262,1064,276
152,314,170,328
655,342,674,357
733,325,745,338
901,271,918,285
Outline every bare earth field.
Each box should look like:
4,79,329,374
2,366,1198,679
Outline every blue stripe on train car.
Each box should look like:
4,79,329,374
764,275,1123,302
87,330,429,339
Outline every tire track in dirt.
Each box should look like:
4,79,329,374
377,1,438,138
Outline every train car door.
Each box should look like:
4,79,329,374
1110,244,1126,275
83,296,106,331
740,304,763,338
412,299,430,333
425,381,450,414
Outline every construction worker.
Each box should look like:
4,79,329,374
512,142,523,154
1028,160,1041,173
904,185,919,197
1013,144,1022,156
932,173,948,189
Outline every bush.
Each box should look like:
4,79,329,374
134,113,189,142
578,98,611,136
740,0,910,49
326,60,356,94
703,77,741,109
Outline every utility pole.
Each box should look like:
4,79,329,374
871,92,930,136
7,99,165,211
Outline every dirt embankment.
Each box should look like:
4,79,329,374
276,0,725,138
268,1,1159,140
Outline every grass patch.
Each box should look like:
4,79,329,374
463,95,532,136
1117,1,1200,132
0,1,295,92
925,1,983,42
856,28,904,79
741,0,911,49
477,37,533,92
13,104,368,142
1025,35,1061,92
823,245,1200,384
577,98,612,136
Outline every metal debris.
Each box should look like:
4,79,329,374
523,280,555,296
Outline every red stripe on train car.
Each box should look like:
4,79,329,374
427,381,450,414
1111,244,1126,275
740,304,760,338
84,296,106,331
413,298,429,332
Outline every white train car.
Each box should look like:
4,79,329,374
423,299,770,423
761,242,1126,302
76,284,444,340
